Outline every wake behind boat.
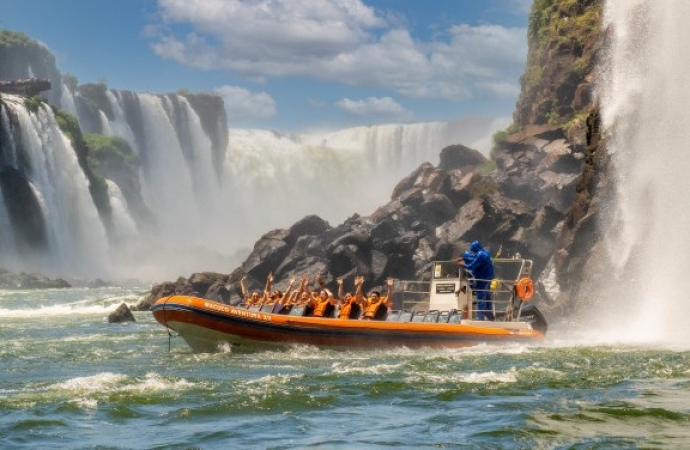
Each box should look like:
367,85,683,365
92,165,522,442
152,257,548,352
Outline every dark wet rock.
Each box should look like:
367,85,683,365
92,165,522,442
438,144,487,171
89,278,113,288
0,269,71,289
108,303,135,323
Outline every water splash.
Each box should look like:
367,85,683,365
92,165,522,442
600,0,690,343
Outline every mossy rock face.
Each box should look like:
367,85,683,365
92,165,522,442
54,109,81,141
84,134,139,175
515,0,602,128
82,133,156,235
83,134,139,214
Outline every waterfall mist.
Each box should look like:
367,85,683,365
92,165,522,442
218,121,498,250
598,0,690,344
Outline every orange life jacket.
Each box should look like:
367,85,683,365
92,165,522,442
362,297,387,320
339,299,361,319
312,299,334,317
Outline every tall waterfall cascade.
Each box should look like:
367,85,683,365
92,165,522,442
0,96,110,277
600,0,690,342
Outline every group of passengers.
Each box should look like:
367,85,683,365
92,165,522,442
240,273,394,320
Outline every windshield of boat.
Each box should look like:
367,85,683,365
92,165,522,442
432,262,458,279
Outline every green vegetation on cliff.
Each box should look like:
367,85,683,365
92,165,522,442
23,95,44,113
0,31,37,48
83,134,140,177
516,0,602,128
488,1,602,160
82,133,156,236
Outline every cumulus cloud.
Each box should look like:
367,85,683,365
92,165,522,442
151,0,527,102
214,85,276,123
335,96,413,122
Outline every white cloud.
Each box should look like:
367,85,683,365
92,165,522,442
151,0,527,102
214,85,276,123
335,96,413,122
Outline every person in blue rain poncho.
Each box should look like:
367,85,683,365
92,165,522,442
459,241,495,320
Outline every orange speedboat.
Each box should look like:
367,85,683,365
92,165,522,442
152,258,547,352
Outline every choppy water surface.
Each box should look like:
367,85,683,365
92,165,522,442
2,288,690,449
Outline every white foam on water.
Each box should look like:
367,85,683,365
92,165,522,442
0,301,134,318
48,372,197,397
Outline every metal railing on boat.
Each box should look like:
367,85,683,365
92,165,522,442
399,258,533,322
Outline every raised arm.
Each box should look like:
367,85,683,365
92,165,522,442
337,277,345,301
301,273,311,296
282,277,296,301
285,290,299,306
354,276,365,305
261,272,274,304
315,273,326,291
385,277,394,300
240,275,249,299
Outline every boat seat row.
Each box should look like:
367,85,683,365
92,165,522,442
244,304,469,324
386,309,462,323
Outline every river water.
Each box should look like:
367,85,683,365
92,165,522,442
2,287,690,449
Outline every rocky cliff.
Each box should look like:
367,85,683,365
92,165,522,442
515,0,609,316
140,0,609,319
0,31,63,106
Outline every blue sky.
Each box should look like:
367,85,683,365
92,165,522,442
1,0,531,132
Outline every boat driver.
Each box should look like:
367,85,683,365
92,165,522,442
459,241,495,320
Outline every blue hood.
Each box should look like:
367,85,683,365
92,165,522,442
470,240,483,253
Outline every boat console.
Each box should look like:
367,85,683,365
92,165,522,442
399,257,536,323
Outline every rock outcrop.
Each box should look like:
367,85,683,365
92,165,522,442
0,268,71,289
108,303,136,323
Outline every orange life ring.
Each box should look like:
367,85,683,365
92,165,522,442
516,277,534,301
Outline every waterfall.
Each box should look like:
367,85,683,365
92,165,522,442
60,84,78,118
104,179,138,242
0,103,18,168
0,96,110,277
600,0,690,342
